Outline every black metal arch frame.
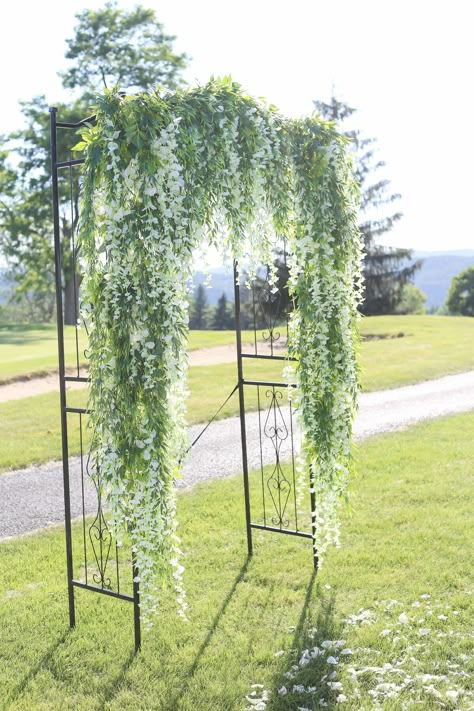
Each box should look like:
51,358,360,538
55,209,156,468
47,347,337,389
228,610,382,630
50,106,317,654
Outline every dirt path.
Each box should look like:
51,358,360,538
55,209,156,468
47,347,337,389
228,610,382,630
0,342,277,403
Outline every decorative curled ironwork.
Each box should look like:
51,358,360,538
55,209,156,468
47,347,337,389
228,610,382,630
264,389,291,527
86,451,113,589
257,270,282,349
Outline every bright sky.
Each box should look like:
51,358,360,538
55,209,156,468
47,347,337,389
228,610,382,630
1,0,473,252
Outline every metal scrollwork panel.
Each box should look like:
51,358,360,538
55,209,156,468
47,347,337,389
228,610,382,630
250,385,300,532
85,451,113,590
264,389,291,527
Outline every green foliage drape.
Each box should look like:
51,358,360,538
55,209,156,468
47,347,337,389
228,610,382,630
78,79,363,626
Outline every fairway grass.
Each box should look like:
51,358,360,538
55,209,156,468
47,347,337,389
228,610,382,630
2,315,474,387
0,412,473,709
0,324,254,383
359,315,474,391
2,314,474,473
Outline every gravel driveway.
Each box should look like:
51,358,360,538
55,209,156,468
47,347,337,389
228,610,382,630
1,370,474,540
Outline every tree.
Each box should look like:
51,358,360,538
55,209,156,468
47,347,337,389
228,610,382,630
0,3,188,323
212,292,234,330
60,2,188,99
189,284,209,329
446,266,474,316
313,96,421,315
394,283,426,315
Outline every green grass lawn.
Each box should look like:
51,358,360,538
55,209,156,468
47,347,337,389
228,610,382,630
3,315,474,387
0,323,254,384
1,413,473,709
2,314,474,472
359,314,474,391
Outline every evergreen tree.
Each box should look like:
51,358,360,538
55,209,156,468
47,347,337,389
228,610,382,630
313,96,421,315
212,292,234,330
189,284,209,329
0,3,188,323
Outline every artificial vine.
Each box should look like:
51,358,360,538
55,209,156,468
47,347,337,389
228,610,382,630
77,78,363,627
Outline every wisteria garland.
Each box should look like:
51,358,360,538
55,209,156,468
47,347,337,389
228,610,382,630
77,79,363,626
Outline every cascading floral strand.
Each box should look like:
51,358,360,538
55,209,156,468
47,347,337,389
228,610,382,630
76,78,363,627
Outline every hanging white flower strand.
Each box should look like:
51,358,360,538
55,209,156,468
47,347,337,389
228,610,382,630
78,79,362,627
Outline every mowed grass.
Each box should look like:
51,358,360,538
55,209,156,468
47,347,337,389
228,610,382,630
359,314,474,391
2,315,474,472
3,315,474,387
0,413,473,709
0,324,254,383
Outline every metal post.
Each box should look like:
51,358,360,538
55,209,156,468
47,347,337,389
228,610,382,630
310,486,318,571
50,107,76,627
132,561,141,652
233,262,253,557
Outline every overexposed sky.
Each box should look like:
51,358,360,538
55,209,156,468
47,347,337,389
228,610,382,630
1,0,473,252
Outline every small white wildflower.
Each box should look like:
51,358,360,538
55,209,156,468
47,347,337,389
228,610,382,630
277,686,287,696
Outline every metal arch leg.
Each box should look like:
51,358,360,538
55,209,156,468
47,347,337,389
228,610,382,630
233,261,253,558
132,561,141,652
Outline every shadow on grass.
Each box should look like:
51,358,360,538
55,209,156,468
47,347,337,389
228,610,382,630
268,578,343,710
2,627,71,710
164,556,251,710
98,647,138,711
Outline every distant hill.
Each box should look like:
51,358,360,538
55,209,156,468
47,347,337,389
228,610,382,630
191,268,235,305
413,251,474,308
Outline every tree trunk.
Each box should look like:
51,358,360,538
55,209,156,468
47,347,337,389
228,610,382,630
64,272,81,326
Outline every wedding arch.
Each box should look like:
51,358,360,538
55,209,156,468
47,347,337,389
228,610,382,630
50,78,362,650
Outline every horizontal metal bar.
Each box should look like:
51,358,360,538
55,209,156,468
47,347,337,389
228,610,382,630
250,523,313,539
64,376,89,383
55,158,85,169
72,580,133,602
242,379,296,388
65,407,92,414
56,114,96,128
241,353,297,362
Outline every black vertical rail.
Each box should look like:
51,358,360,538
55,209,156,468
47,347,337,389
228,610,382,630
50,107,76,627
132,561,141,651
233,261,253,557
310,484,318,570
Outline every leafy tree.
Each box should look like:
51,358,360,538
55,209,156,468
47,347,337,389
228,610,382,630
0,2,188,323
212,292,234,330
394,283,426,315
446,266,474,316
189,284,209,329
313,96,421,315
60,2,188,98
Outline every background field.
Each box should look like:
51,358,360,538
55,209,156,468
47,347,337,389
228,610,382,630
1,413,472,709
2,315,474,472
2,316,474,386
0,324,254,384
